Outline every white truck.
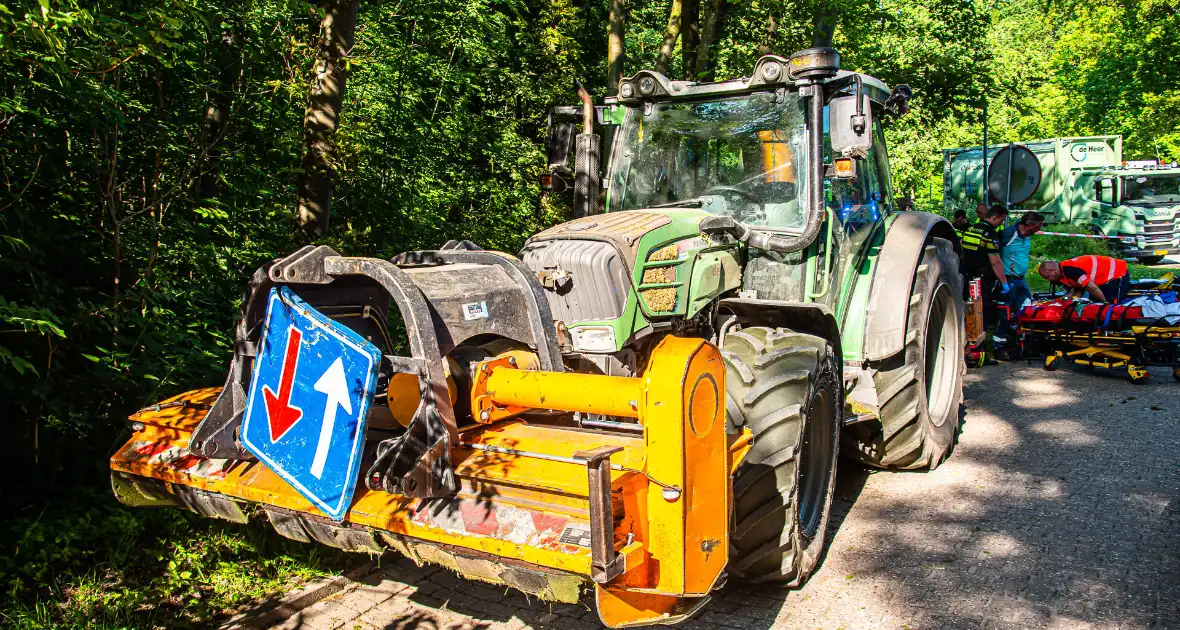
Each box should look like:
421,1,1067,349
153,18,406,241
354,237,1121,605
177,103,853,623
944,136,1180,263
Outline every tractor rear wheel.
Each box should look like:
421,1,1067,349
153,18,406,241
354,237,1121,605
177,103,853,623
847,237,964,470
721,326,841,584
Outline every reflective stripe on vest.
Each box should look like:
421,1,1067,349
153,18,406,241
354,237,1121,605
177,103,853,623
1060,255,1127,287
961,226,990,251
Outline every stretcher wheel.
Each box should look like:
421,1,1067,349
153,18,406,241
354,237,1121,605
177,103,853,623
1172,367,1180,383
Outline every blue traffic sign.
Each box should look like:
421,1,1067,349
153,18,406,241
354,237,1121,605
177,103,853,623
241,287,382,521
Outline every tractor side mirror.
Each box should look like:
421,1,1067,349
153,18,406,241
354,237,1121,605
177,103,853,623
547,120,576,170
829,93,873,157
541,120,576,194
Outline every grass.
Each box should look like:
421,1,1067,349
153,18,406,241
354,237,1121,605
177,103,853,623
1026,223,1169,292
0,488,355,629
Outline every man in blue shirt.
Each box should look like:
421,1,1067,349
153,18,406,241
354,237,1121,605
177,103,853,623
994,211,1044,359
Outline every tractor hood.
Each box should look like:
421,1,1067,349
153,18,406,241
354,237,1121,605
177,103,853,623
520,210,742,353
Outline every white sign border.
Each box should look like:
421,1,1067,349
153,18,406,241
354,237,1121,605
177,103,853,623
240,287,379,521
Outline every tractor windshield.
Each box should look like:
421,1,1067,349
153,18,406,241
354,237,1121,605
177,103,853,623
1122,174,1180,205
610,93,809,231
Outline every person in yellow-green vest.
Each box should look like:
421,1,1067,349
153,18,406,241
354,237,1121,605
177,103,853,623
952,209,970,239
960,204,1011,364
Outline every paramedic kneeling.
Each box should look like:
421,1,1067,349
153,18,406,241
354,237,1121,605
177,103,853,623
1038,255,1130,303
994,212,1045,359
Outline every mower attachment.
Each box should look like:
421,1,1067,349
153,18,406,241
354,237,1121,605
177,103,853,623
111,246,734,627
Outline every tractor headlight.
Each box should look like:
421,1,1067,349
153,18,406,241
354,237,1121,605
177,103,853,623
619,81,635,99
762,62,782,81
638,76,656,95
570,326,616,353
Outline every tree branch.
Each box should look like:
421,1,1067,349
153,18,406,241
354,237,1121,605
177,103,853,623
655,0,683,75
0,156,42,213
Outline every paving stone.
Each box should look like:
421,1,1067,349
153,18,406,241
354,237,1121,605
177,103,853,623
355,597,417,626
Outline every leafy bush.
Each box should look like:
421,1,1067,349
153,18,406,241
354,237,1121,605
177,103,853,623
1,496,351,629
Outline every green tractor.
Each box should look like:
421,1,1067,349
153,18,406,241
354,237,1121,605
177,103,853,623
111,47,965,625
535,47,965,582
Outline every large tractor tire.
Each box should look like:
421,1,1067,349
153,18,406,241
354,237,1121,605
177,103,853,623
721,326,841,584
848,237,964,470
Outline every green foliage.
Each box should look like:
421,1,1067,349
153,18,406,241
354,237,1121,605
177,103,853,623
0,493,350,629
1033,223,1116,260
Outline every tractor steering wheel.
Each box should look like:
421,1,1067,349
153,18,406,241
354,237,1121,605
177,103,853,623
702,185,764,223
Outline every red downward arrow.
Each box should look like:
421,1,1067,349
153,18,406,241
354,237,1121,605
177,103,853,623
263,327,304,441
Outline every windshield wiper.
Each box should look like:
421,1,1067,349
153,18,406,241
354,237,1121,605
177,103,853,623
645,198,705,209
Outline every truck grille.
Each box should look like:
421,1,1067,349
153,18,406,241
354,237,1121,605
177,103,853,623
520,240,631,325
1143,219,1175,234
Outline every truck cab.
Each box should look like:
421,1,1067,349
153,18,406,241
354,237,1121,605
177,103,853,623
1089,166,1180,262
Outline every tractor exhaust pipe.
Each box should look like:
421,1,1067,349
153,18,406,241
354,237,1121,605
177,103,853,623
573,81,601,218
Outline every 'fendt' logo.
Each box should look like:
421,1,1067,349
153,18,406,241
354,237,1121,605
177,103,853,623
1070,143,1106,163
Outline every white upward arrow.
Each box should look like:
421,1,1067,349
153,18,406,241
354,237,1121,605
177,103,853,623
310,357,353,479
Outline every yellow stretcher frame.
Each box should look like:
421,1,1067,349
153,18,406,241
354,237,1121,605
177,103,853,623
1024,321,1180,383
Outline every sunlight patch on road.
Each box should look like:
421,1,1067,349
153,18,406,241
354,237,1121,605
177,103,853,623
1027,419,1101,446
1125,491,1171,518
956,410,1022,452
1007,373,1081,409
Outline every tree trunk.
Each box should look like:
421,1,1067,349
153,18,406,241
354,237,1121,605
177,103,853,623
606,0,628,96
296,0,359,237
681,0,700,80
694,0,726,82
811,1,838,48
758,13,779,56
195,27,241,201
654,0,683,75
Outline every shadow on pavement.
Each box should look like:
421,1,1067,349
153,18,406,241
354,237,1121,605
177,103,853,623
725,361,1180,629
273,361,1180,629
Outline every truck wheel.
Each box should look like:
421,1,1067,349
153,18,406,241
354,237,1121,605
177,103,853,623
721,326,841,585
848,237,964,470
1138,255,1165,265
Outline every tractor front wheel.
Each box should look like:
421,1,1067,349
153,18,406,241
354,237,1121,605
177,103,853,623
721,326,841,584
848,237,964,470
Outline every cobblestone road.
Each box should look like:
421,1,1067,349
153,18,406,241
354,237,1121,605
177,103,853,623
265,362,1180,629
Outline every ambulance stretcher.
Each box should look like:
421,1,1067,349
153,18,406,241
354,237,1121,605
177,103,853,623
1017,288,1180,382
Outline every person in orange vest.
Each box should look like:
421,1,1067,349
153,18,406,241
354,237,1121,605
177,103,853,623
1037,255,1131,303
